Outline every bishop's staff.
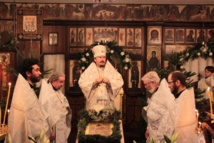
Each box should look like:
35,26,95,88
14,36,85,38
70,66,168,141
3,82,11,125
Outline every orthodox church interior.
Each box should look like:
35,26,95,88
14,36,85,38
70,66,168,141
0,0,214,142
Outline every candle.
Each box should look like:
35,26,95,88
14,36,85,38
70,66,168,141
207,87,213,118
195,109,199,128
3,82,11,125
199,122,202,128
7,109,9,125
0,105,1,126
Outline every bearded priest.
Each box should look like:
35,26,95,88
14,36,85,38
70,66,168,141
78,45,124,110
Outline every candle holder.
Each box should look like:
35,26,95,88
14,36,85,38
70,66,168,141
195,126,202,135
0,83,11,141
0,124,9,141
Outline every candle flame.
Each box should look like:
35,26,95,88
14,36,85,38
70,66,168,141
8,82,11,86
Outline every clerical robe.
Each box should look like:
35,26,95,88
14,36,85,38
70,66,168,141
39,79,72,143
172,88,198,143
78,61,124,110
8,74,49,143
198,75,214,99
146,79,175,143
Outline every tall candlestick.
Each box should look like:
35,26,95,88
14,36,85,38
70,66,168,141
7,109,10,125
0,105,1,126
3,82,11,125
207,87,213,118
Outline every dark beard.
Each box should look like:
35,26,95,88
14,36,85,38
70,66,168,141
30,76,40,83
172,85,179,98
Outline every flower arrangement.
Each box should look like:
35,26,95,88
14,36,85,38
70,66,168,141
77,109,121,143
79,41,132,71
79,108,121,123
89,108,120,122
28,130,50,143
149,132,178,143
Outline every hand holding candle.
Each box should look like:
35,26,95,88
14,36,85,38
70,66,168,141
3,82,11,125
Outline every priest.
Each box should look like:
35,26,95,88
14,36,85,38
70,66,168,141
39,72,72,143
141,71,175,143
8,58,49,142
167,71,199,142
78,45,124,110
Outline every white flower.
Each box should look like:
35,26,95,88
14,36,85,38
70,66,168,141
197,52,201,56
179,58,183,62
209,52,213,56
202,48,207,53
82,66,85,70
186,52,189,57
180,65,184,69
125,58,130,63
85,53,90,57
29,130,50,143
124,66,128,70
39,130,45,139
120,51,125,56
171,132,179,143
110,50,114,54
81,57,86,62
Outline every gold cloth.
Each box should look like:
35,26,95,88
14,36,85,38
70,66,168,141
85,122,113,136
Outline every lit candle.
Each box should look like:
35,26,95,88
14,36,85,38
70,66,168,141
207,87,213,118
199,122,202,128
195,109,199,128
3,82,11,125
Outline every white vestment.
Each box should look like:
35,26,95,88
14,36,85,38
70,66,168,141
78,61,124,110
198,75,214,99
8,74,49,143
39,79,72,143
146,79,175,143
172,88,199,143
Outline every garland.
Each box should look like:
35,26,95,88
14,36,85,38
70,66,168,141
79,41,131,71
77,109,122,143
0,31,16,50
168,43,214,68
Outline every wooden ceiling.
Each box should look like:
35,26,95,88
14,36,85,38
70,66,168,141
1,0,214,4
